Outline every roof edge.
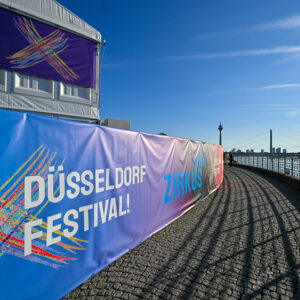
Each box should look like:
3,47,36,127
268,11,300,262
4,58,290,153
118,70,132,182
0,0,101,42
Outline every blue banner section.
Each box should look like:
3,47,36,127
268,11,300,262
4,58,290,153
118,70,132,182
0,109,223,299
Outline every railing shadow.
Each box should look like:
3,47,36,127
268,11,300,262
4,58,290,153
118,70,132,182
165,172,232,299
138,173,229,298
151,167,300,299
234,168,299,298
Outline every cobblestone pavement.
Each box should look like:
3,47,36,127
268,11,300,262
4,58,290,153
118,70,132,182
63,167,300,299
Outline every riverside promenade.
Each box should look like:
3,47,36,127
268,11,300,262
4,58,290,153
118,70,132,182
64,167,300,299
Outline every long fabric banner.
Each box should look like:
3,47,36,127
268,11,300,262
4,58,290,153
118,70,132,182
0,7,96,88
0,109,223,299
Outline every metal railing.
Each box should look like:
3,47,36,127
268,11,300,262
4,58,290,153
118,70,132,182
233,154,300,179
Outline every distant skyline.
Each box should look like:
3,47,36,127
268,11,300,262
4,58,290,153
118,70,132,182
58,0,300,152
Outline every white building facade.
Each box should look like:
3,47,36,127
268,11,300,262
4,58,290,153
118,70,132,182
0,0,101,122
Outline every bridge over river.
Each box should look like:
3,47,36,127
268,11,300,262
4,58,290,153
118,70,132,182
64,167,300,299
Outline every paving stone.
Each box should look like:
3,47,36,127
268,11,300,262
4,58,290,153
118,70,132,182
62,167,300,300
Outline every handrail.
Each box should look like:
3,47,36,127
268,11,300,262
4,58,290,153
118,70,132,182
233,154,300,179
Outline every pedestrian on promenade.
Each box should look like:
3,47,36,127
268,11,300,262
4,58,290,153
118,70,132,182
229,152,233,166
224,152,229,166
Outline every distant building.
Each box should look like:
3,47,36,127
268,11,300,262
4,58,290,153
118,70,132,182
261,149,264,153
250,149,254,153
276,147,281,154
272,147,275,153
283,149,287,153
246,149,250,153
237,149,242,153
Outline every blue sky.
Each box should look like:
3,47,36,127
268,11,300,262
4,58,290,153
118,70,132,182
58,0,300,152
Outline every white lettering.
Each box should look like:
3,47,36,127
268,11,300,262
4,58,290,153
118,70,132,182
105,169,114,190
63,209,78,237
47,213,62,246
79,204,93,231
108,197,117,221
119,195,126,216
24,219,43,256
141,165,146,183
99,200,109,224
115,168,123,189
66,171,80,199
24,176,45,209
81,170,94,196
95,169,104,193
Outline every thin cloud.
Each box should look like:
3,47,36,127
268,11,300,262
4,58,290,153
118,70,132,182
285,110,299,117
101,61,135,69
209,87,255,96
157,45,300,62
256,104,300,107
254,14,300,31
257,107,300,112
211,83,300,96
241,104,300,121
260,83,300,90
193,28,250,40
193,14,300,40
246,103,300,112
101,58,147,69
275,51,300,64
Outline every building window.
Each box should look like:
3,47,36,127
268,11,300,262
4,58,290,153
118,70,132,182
0,69,7,92
59,82,91,104
14,73,54,98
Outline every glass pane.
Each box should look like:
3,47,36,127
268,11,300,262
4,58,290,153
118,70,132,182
72,87,78,97
29,78,35,89
38,78,51,93
19,75,27,88
0,70,4,85
64,85,71,95
63,83,88,100
78,86,88,99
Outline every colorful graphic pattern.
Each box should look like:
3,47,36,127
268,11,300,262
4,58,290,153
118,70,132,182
0,145,87,269
7,17,79,82
0,6,96,88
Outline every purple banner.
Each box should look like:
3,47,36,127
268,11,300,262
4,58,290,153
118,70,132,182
0,7,96,88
